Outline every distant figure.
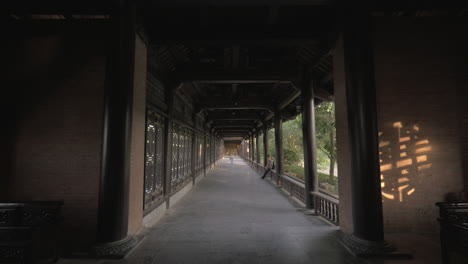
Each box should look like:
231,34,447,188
229,155,234,164
261,155,273,179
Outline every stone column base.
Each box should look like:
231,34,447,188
339,233,394,257
92,235,138,259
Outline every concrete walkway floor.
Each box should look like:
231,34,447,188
59,156,441,264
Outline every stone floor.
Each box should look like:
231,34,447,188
59,156,442,264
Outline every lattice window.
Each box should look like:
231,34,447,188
184,132,188,178
178,131,185,181
196,133,202,170
172,124,179,183
144,110,165,210
187,131,192,176
205,136,210,167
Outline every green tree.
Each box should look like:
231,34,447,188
282,115,304,164
267,128,276,160
315,102,337,182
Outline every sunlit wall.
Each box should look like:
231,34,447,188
373,17,468,234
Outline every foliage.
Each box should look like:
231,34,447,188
284,163,305,179
261,102,338,196
282,115,304,164
259,133,264,162
267,128,276,158
315,102,337,180
282,165,338,196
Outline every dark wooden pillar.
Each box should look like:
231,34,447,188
302,76,318,209
248,136,252,162
210,134,213,167
341,10,386,256
245,139,248,159
94,0,137,257
263,126,269,167
256,131,261,166
163,89,175,206
203,132,207,175
251,134,255,164
274,111,284,184
192,112,198,184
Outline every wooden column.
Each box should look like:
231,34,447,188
163,88,176,206
192,112,198,184
302,75,318,209
210,134,214,167
251,135,255,164
263,126,269,167
248,137,252,162
256,131,261,167
242,138,249,158
341,9,386,256
274,110,284,184
251,134,255,164
203,132,207,176
94,0,137,257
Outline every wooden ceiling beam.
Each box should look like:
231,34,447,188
146,0,333,6
177,70,297,82
278,89,301,110
6,1,110,14
205,115,261,120
212,121,257,126
194,80,290,84
200,99,275,112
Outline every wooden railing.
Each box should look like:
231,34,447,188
436,202,468,264
0,201,63,263
312,192,339,225
281,174,307,204
240,156,340,225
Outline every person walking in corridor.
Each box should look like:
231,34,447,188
261,155,274,179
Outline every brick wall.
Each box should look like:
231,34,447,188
372,17,468,234
4,32,107,253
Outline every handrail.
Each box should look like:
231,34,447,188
282,173,305,186
312,191,339,225
242,157,340,225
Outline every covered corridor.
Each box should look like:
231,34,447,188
2,2,468,264
124,156,344,263
59,157,439,264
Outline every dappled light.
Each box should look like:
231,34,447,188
379,121,432,202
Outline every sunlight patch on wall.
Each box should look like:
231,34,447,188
379,122,432,202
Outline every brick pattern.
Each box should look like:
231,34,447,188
6,35,106,253
373,17,468,234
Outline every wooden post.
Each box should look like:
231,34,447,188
163,89,174,206
256,131,261,168
302,74,318,209
263,126,269,168
203,132,207,176
251,134,255,164
192,112,198,184
94,0,137,256
341,9,386,256
274,110,284,185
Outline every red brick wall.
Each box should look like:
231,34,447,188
4,33,107,253
372,17,468,234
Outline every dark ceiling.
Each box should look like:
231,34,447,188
144,3,337,139
6,1,466,139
